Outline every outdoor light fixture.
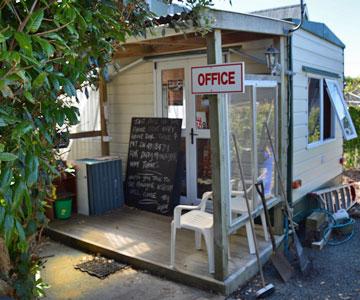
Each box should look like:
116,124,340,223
265,45,281,76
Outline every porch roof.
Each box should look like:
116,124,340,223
115,8,293,59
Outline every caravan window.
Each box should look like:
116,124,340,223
325,79,357,140
307,77,335,145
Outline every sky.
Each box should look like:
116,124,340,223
211,0,360,77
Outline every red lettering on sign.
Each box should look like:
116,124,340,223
228,71,235,84
197,71,237,86
198,73,205,86
205,73,211,85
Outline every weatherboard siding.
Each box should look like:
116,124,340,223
107,61,155,175
292,29,344,202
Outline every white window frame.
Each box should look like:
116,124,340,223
325,78,357,141
307,76,336,148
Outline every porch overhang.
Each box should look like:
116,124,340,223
114,8,293,59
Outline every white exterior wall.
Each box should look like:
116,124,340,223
107,62,155,174
292,29,344,202
61,88,102,161
106,41,268,176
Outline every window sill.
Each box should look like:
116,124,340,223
306,138,336,150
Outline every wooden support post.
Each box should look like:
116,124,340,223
273,36,287,235
206,29,230,280
99,76,110,156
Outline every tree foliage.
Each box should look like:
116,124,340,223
345,76,360,95
344,106,360,169
0,0,213,298
343,77,360,169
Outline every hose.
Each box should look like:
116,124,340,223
312,209,355,246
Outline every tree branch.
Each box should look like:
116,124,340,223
34,22,72,37
18,0,39,32
7,2,21,24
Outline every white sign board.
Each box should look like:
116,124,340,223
191,63,245,95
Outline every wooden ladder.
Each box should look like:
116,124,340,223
309,183,357,213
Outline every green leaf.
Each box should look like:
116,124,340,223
51,77,60,91
14,32,32,56
24,91,35,104
64,106,79,125
33,36,55,57
0,152,17,161
0,167,13,189
16,220,26,242
12,182,26,212
0,33,7,43
12,122,33,139
0,143,4,152
63,80,76,97
26,220,37,236
25,155,39,187
0,118,6,127
0,206,5,227
24,188,32,216
16,70,27,82
0,80,14,98
4,215,14,248
4,214,14,232
33,72,47,88
26,10,44,33
19,53,41,67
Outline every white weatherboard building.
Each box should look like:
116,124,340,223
55,4,356,295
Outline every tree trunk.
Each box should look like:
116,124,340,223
0,238,11,277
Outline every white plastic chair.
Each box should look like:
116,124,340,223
170,191,214,273
230,190,269,254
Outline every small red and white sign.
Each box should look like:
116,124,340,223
191,63,245,95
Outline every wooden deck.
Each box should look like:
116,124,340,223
46,206,282,295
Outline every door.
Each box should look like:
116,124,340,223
156,57,209,204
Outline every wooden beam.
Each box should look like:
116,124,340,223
136,34,207,47
207,29,230,280
273,36,287,235
69,131,102,139
207,9,293,35
114,30,273,59
99,76,110,156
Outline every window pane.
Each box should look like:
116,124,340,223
308,78,321,144
161,69,185,129
197,139,212,198
256,87,276,198
229,86,254,225
195,95,210,129
323,83,333,140
325,79,357,140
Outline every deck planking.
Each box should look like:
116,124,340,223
47,206,281,294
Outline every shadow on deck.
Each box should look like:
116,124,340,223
46,206,282,295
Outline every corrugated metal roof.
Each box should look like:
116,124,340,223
142,7,344,49
144,10,192,27
289,18,345,48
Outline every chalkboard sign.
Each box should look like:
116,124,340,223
125,118,183,215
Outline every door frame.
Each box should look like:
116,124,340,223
155,57,208,204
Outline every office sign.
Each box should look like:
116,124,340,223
191,62,245,94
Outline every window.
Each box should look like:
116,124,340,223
325,79,357,140
308,78,321,143
307,77,334,145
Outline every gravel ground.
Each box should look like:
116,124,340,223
227,219,360,300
